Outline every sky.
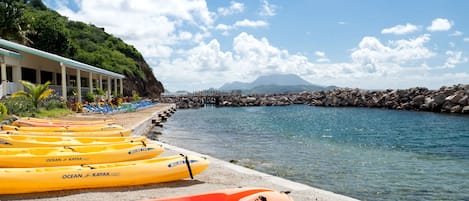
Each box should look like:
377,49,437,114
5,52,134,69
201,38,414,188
43,0,469,91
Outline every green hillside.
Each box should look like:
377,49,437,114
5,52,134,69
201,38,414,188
0,0,164,97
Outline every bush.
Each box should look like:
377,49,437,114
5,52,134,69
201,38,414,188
0,102,7,116
2,96,36,116
84,92,95,103
132,92,141,101
41,95,67,110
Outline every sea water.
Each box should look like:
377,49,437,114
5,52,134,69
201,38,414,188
156,105,469,201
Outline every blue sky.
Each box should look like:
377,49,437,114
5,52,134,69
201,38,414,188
44,0,469,91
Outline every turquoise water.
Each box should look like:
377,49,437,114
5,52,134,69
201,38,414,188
157,105,469,201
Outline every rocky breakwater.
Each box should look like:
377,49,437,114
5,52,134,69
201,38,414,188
308,84,469,114
160,84,469,114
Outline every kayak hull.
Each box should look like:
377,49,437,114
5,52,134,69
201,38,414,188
1,125,126,132
0,134,146,147
0,130,131,137
145,187,293,201
0,141,164,167
0,155,209,194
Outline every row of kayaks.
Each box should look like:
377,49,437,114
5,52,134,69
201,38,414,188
0,117,293,201
0,117,209,195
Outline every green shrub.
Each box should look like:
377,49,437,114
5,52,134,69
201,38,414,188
41,95,67,110
96,88,105,96
132,92,141,101
84,92,95,103
0,103,7,116
2,96,36,116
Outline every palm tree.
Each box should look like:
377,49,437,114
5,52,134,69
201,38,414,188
12,80,54,109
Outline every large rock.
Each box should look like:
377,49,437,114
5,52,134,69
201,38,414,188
411,95,425,106
450,105,462,113
462,106,469,114
445,94,463,104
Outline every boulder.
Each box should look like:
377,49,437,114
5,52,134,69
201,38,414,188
462,106,469,114
450,105,462,113
445,94,463,104
411,95,425,106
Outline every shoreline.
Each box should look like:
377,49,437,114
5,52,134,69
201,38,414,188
0,103,358,201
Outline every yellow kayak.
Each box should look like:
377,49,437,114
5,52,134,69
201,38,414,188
0,155,209,194
12,119,116,127
1,124,125,132
16,117,115,124
0,129,131,137
0,141,164,168
0,134,146,148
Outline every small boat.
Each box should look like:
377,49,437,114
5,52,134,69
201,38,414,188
0,134,146,148
0,141,163,167
144,187,293,201
0,155,209,194
0,129,131,137
1,124,126,132
12,118,116,127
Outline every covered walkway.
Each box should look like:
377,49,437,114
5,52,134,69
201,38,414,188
0,38,125,102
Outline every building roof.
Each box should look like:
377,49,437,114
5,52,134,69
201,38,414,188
0,47,23,59
0,38,125,79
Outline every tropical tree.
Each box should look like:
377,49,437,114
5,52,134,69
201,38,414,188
0,0,33,45
12,80,54,109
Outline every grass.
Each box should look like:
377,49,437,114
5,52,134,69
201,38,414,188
35,108,74,118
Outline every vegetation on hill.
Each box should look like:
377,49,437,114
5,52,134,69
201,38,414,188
0,0,164,97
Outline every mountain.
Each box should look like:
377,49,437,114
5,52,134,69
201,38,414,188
220,74,312,91
219,74,335,94
0,0,164,97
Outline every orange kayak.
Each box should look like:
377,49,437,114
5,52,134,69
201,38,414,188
0,129,131,137
12,119,116,127
1,124,125,132
143,188,293,201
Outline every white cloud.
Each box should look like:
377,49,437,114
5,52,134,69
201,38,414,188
217,1,244,16
48,0,469,91
215,19,268,35
259,0,276,17
351,35,434,68
55,0,215,60
234,19,268,28
156,32,467,91
427,18,453,32
450,31,463,36
442,51,468,68
381,23,418,35
314,51,330,63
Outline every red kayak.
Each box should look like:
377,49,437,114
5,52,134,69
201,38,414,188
143,187,293,201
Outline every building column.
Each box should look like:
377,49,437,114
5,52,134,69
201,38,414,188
60,63,67,100
107,76,111,100
1,62,6,97
1,63,6,82
119,78,123,96
12,65,22,91
76,69,81,102
114,78,117,96
36,68,41,84
99,74,103,90
88,71,93,94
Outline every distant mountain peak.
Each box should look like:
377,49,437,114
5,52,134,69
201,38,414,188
219,73,313,91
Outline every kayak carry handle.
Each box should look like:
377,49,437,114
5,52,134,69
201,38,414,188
80,164,96,169
182,154,194,179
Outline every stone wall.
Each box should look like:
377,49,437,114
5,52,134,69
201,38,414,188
160,84,469,114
